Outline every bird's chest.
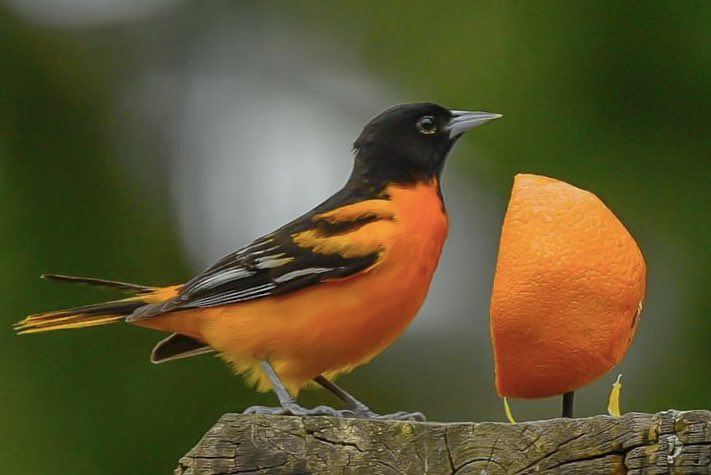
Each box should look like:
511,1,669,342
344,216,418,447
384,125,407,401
317,181,449,366
375,181,449,299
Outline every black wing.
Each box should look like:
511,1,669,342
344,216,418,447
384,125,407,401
128,188,393,321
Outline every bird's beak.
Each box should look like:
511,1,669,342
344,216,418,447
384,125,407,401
447,110,502,139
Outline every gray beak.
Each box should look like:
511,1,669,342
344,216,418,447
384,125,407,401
447,110,502,139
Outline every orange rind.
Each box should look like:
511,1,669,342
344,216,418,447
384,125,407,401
490,174,646,399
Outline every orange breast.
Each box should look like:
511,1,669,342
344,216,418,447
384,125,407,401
139,180,449,394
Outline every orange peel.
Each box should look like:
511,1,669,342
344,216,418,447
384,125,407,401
490,174,646,399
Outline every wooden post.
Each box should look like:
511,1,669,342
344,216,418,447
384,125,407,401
175,410,710,474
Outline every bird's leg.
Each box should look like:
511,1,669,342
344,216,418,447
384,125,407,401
562,391,575,418
242,361,300,416
313,375,371,414
243,361,357,418
313,375,426,422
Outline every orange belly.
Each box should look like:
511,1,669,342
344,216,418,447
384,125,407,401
135,181,448,394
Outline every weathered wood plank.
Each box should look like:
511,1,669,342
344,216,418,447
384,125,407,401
175,410,711,474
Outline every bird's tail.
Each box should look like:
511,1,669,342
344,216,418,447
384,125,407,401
14,274,177,335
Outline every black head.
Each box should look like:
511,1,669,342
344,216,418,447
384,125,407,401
351,102,501,184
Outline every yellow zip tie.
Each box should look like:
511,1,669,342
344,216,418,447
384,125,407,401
607,374,623,416
503,397,516,424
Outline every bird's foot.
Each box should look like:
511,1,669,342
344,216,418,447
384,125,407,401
242,404,357,418
377,410,427,421
242,405,290,416
346,400,426,421
242,404,425,421
353,408,427,421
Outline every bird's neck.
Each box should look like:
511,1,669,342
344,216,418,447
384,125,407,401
349,147,441,192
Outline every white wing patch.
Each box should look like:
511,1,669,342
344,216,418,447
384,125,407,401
273,267,332,283
254,254,294,269
246,245,279,256
187,267,255,293
235,238,275,256
189,283,277,307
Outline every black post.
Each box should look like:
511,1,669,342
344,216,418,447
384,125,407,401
562,391,575,418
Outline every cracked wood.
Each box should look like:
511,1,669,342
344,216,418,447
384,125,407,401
175,410,711,474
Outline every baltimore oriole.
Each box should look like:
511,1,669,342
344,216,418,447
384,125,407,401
15,103,501,420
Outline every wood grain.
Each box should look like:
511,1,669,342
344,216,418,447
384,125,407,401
175,410,711,474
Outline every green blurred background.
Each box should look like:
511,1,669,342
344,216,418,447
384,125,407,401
1,1,709,473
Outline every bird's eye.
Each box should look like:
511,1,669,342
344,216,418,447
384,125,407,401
416,116,437,135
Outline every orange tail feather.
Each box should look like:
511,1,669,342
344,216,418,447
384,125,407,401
14,275,180,335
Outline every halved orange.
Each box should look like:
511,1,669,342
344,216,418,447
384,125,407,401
490,174,646,399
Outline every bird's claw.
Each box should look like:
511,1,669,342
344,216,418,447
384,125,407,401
242,404,356,418
286,404,359,418
382,410,427,421
357,410,426,421
241,404,425,421
242,405,289,416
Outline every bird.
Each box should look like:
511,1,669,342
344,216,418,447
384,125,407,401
15,102,501,420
